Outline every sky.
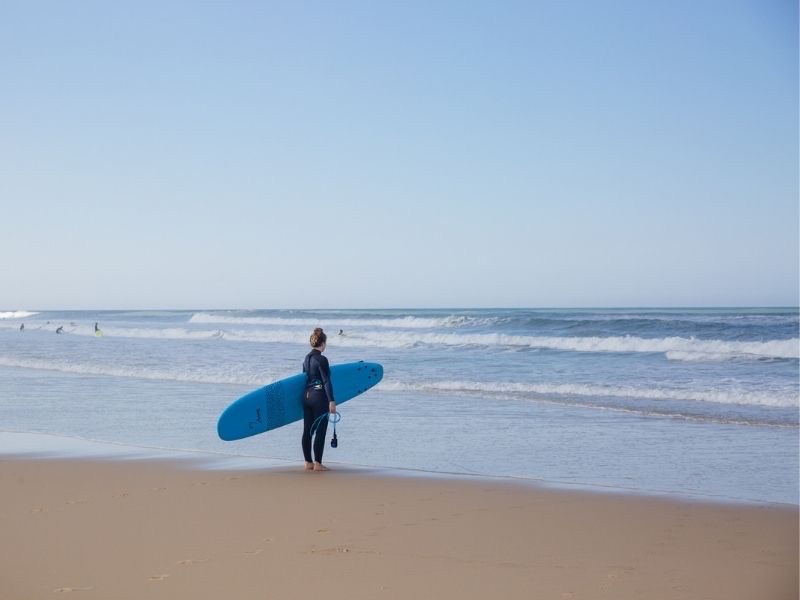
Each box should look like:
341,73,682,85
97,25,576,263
1,0,797,309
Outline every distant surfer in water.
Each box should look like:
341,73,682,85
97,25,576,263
338,329,345,336
94,322,103,337
19,323,24,331
301,328,336,471
56,326,64,334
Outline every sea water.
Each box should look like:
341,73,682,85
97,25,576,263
0,308,797,504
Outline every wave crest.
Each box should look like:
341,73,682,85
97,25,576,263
342,331,799,359
0,355,274,386
12,320,796,361
189,312,471,329
2,351,794,411
381,380,799,409
0,311,38,319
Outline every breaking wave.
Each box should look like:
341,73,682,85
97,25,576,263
381,380,799,409
1,350,795,412
0,355,274,387
14,321,797,361
189,312,473,329
0,311,38,319
333,331,798,360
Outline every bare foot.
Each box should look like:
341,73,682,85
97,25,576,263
304,462,315,471
313,463,329,471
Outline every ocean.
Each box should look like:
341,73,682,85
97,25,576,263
1,308,797,504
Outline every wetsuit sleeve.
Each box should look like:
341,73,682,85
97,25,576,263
319,355,335,404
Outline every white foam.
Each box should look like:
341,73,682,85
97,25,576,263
0,355,274,387
381,380,800,409
219,329,800,361
65,326,228,341
338,331,799,360
3,347,794,409
189,312,472,329
0,311,38,319
6,318,797,361
665,351,789,362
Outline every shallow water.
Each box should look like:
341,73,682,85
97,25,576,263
1,308,797,504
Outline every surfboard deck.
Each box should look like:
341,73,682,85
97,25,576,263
217,361,383,441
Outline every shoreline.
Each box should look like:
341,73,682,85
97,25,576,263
2,430,797,508
1,455,797,599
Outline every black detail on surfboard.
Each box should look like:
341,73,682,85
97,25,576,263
248,407,263,430
264,382,286,431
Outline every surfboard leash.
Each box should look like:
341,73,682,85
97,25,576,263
310,411,342,448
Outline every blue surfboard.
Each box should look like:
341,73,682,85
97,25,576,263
217,361,383,441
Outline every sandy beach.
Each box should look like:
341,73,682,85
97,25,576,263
0,457,796,599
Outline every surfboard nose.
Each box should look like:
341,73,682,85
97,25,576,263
368,362,383,383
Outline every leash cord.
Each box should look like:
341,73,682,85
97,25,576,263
310,411,341,439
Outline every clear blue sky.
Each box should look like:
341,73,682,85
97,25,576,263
1,0,797,309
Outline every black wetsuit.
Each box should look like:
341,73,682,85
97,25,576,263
301,349,335,463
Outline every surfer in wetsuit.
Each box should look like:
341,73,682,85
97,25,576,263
56,326,64,334
301,328,336,471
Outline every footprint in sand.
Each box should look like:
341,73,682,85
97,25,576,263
317,528,331,534
54,586,95,593
176,559,208,566
243,549,263,556
30,507,48,513
308,546,351,555
148,574,171,581
607,565,634,581
66,499,88,505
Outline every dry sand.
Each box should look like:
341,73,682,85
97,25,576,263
0,457,796,599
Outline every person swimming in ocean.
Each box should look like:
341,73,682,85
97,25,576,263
56,326,64,334
19,323,24,331
338,329,344,336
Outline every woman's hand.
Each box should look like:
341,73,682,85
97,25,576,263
329,401,336,414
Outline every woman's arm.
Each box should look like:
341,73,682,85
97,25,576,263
319,355,336,412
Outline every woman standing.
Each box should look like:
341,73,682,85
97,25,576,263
302,328,336,471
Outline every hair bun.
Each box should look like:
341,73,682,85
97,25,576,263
310,327,327,348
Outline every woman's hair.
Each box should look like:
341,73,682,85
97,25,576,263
310,327,327,348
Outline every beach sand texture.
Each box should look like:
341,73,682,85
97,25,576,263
1,458,796,600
